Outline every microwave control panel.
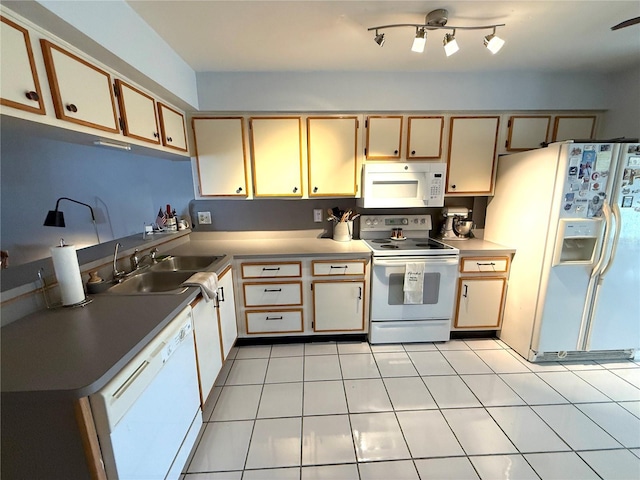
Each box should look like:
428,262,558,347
427,172,444,203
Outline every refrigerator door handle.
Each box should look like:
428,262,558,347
600,201,622,279
591,202,612,278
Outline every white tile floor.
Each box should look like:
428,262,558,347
183,339,640,480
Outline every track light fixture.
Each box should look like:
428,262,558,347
368,8,506,57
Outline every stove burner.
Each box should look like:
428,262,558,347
371,239,390,243
380,244,399,249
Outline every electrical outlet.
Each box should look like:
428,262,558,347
197,211,212,225
313,209,323,223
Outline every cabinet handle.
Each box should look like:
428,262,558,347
394,150,399,155
411,150,416,155
450,184,456,189
153,132,159,138
313,187,318,193
167,136,173,142
66,103,78,113
264,288,282,292
262,267,280,271
236,187,243,193
25,91,40,101
265,316,283,321
218,286,225,302
358,286,362,300
463,284,468,298
477,262,496,271
293,187,298,193
330,265,348,270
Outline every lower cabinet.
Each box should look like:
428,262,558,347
312,280,365,332
453,255,511,330
191,294,222,406
217,265,238,361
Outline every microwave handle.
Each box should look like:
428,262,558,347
373,256,459,267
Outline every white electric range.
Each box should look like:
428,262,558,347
360,215,459,344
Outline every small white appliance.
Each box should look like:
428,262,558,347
90,306,202,479
361,215,459,344
357,162,446,208
485,141,640,362
440,207,474,240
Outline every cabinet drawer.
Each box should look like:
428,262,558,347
243,281,302,307
246,309,304,334
312,259,366,276
241,262,301,278
460,256,509,273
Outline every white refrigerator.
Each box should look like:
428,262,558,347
485,141,640,362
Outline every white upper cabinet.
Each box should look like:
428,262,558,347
0,15,45,115
40,39,119,133
249,117,303,197
366,116,403,159
114,79,160,144
158,102,188,152
307,116,358,197
447,116,500,195
407,116,444,159
505,115,551,151
552,115,597,142
192,117,248,197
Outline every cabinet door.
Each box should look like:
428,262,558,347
407,116,444,159
312,280,365,332
114,79,160,144
191,295,222,406
447,116,500,194
250,117,303,197
552,115,597,142
193,117,248,196
40,40,118,132
217,267,237,361
158,103,188,152
0,16,45,115
454,277,506,329
506,116,550,151
366,116,402,159
307,116,358,196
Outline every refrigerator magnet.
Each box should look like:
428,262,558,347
622,196,633,208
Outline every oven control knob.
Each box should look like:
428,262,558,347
402,219,408,225
365,219,372,226
373,219,379,225
412,218,419,224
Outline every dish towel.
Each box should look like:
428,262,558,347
403,262,425,304
183,272,219,302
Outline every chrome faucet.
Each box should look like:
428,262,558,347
130,247,158,271
113,242,125,280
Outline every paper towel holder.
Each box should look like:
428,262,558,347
44,197,101,244
37,266,93,309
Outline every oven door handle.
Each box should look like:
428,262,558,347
372,256,459,267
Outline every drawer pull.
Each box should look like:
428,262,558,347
264,288,282,292
477,262,496,271
262,267,281,271
330,265,348,269
463,284,468,298
358,286,362,300
265,316,283,321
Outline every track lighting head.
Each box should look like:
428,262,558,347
484,28,505,54
411,28,427,53
443,31,459,57
374,30,385,46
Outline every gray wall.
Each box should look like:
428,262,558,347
0,121,194,266
602,65,640,139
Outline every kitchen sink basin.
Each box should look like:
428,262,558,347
105,271,194,295
150,255,223,272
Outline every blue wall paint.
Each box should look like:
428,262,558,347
0,127,194,266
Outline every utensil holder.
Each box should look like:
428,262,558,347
333,221,353,242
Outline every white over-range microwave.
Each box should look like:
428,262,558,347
357,162,447,208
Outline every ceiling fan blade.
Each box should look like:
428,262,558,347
611,16,640,30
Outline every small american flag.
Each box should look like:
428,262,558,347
156,208,167,228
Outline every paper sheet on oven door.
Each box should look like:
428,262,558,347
403,262,425,304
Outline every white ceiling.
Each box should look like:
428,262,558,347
125,1,640,74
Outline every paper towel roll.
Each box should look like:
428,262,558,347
51,244,85,306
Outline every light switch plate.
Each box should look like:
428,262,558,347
197,211,212,224
313,209,323,222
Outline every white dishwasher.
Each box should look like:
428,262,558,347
90,305,202,480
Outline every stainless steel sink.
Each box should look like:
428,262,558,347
105,271,194,295
150,255,223,272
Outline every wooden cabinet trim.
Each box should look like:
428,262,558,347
459,255,510,273
75,397,108,480
241,261,302,279
552,115,597,142
0,16,46,115
40,39,119,133
114,79,160,145
365,115,403,160
249,116,304,197
157,102,188,152
453,276,507,329
192,116,249,197
311,259,367,276
406,116,444,159
506,115,551,151
245,308,304,334
312,279,366,332
307,116,358,197
242,280,303,307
